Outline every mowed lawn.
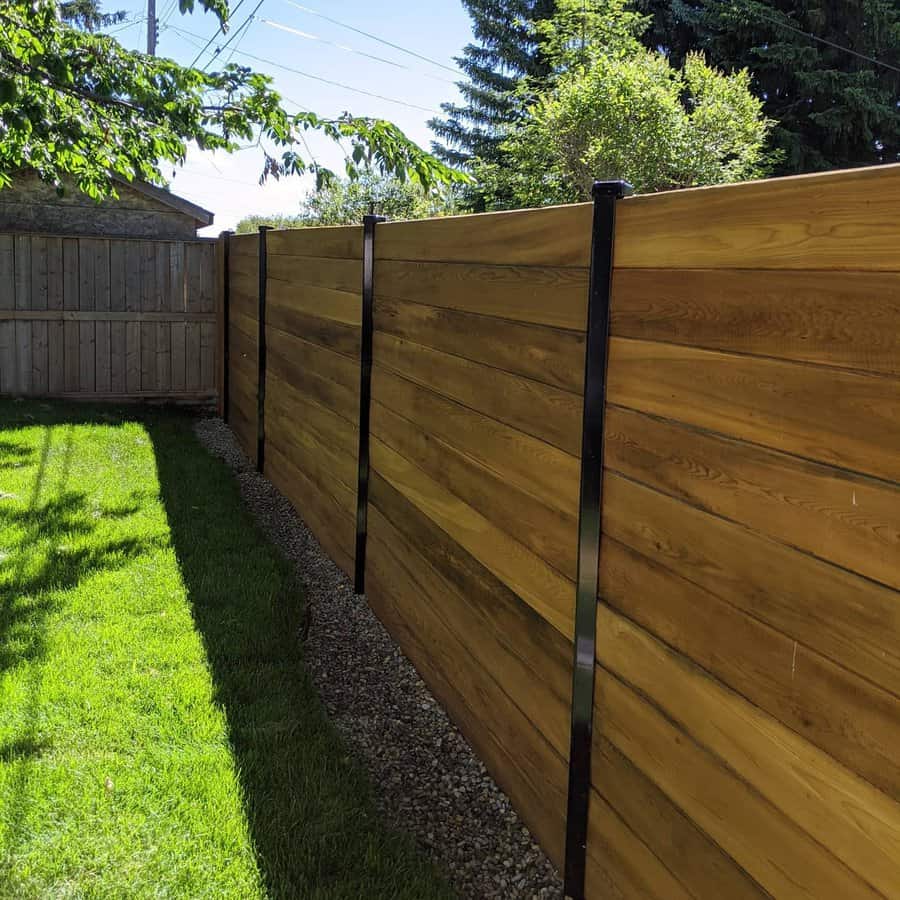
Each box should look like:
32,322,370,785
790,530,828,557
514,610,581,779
0,400,453,900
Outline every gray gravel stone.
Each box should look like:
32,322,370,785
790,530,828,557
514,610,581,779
194,416,564,900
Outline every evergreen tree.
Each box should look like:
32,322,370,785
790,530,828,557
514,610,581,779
60,0,126,31
637,0,900,173
429,0,557,167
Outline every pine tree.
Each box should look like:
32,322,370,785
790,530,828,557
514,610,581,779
429,0,557,167
637,0,900,174
60,0,126,31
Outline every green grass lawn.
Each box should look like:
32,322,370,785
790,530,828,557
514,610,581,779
0,399,453,900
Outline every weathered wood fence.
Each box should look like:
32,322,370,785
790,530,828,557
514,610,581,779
0,232,218,400
227,163,900,900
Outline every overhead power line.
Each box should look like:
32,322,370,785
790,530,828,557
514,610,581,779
169,24,442,113
259,18,458,85
188,0,251,68
282,0,460,76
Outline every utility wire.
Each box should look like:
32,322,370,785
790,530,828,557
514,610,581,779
215,10,259,67
282,0,460,76
170,24,441,112
188,0,250,68
259,18,458,84
720,0,900,75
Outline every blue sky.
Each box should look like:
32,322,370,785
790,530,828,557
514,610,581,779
105,1,474,232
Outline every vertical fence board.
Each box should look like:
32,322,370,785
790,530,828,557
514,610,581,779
0,237,14,392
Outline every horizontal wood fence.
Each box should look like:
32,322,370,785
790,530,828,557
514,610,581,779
225,163,900,900
0,232,219,400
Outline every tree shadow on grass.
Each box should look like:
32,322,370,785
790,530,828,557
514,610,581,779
147,412,453,900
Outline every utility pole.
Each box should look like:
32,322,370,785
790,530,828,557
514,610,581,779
147,0,157,55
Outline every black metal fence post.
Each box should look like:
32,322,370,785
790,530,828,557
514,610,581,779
354,213,386,594
221,230,233,424
564,179,632,900
256,225,271,474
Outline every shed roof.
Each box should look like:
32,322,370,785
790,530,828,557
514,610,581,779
121,178,215,227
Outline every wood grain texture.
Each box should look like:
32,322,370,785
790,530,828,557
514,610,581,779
266,225,362,259
267,254,361,294
607,336,900,483
266,441,354,576
372,397,577,579
375,295,584,392
598,667,883,900
597,605,900,898
268,312,360,360
376,259,588,331
372,365,580,519
374,331,582,456
267,327,358,425
376,204,592,267
612,268,900,375
603,472,900,709
371,434,574,639
600,534,900,802
605,404,900,590
267,278,360,326
615,163,900,270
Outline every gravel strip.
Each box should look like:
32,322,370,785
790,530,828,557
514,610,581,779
194,416,563,900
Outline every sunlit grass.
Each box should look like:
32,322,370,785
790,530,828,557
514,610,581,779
0,400,453,900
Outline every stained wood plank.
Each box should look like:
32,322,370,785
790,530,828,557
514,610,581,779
266,225,362,259
591,737,768,900
267,278,360,327
267,370,357,458
607,336,900,483
372,365,579,519
605,404,900,590
599,669,883,900
268,311,360,359
199,243,215,313
600,534,900,801
376,259,588,331
93,241,110,392
267,255,361,294
265,441,354,574
612,268,900,376
374,331,582,456
603,473,900,707
265,411,356,517
371,434,574,639
598,606,900,897
267,328,357,425
372,398,577,579
375,295,584,393
376,203,591,267
615,163,900,270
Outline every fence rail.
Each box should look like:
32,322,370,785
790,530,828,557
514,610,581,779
230,162,900,900
0,232,218,400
